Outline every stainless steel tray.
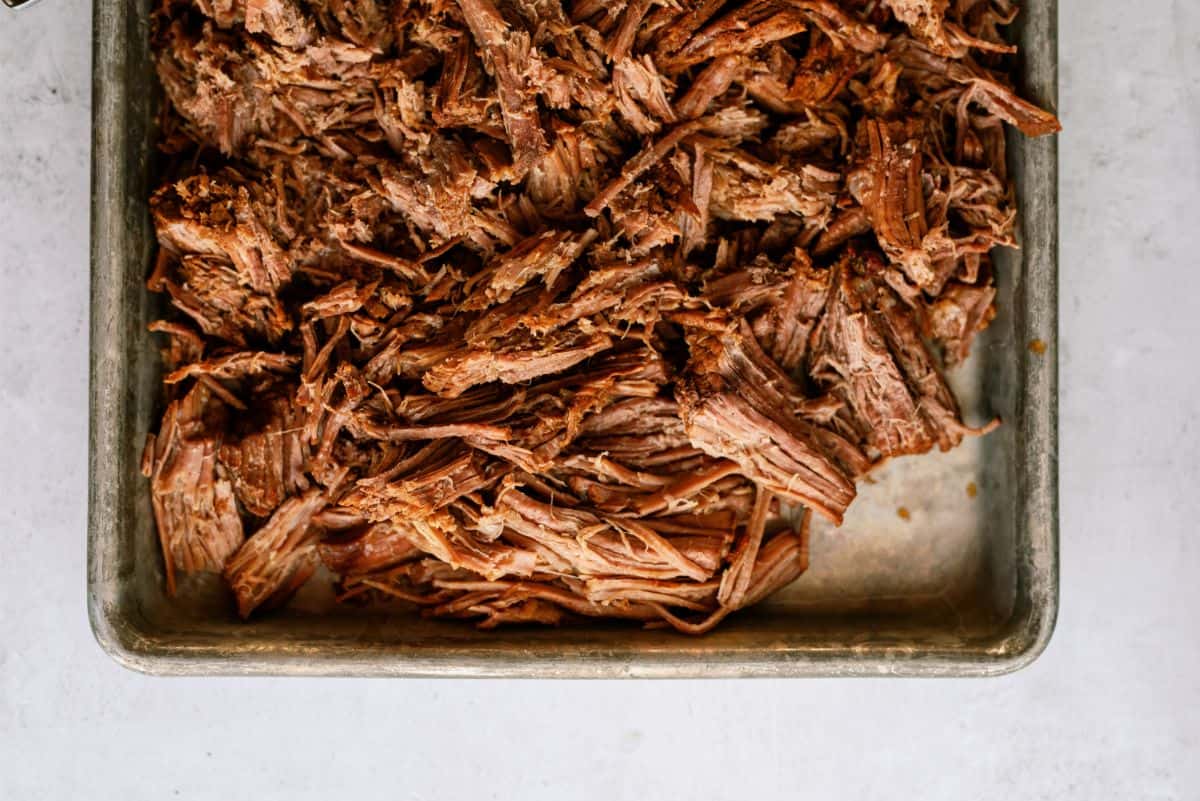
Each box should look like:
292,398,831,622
88,1,1058,677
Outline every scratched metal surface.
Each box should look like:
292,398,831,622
87,0,1058,677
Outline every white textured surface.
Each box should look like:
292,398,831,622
1,1,1198,798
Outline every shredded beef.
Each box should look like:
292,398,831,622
145,0,1057,629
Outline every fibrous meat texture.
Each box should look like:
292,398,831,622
144,0,1058,631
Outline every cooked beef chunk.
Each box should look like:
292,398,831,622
142,383,244,594
145,0,1057,631
217,392,309,517
224,488,327,617
318,521,421,578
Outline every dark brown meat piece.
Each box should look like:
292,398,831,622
224,488,327,617
463,229,597,309
422,329,614,398
319,521,421,577
707,147,839,223
142,384,244,594
479,487,717,581
808,249,991,459
809,252,936,457
165,351,298,387
883,0,1016,58
750,248,830,371
892,39,1061,137
340,441,497,521
218,392,309,517
923,280,997,365
676,317,867,523
454,0,550,174
847,118,944,292
612,56,677,135
194,0,316,47
152,174,292,294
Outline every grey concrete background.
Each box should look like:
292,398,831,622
1,2,1197,798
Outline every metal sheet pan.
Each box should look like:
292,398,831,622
88,1,1058,677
